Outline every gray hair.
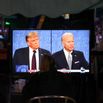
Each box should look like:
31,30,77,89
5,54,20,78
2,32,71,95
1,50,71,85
61,32,73,41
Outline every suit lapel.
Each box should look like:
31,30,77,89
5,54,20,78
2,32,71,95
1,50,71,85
72,50,79,69
38,48,44,68
25,47,30,68
61,50,69,69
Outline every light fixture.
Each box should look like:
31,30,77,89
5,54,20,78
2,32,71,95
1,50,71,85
62,13,70,20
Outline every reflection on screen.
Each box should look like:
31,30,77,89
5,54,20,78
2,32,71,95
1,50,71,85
12,30,90,73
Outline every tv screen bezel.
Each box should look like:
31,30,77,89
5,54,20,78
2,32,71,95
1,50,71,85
11,29,91,75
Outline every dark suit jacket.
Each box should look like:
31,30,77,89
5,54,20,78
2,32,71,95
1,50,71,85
13,47,51,72
52,50,89,70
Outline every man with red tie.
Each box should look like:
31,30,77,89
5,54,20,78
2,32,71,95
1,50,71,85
13,32,51,73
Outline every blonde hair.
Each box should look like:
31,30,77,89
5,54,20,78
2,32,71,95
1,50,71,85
26,32,38,41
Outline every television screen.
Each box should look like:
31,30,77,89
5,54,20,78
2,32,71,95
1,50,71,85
12,29,90,73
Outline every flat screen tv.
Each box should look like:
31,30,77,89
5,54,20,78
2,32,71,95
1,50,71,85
12,29,90,73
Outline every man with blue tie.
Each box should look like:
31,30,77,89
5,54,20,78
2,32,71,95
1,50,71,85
52,32,89,70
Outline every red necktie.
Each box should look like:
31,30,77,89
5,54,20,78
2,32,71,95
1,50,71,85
31,51,36,70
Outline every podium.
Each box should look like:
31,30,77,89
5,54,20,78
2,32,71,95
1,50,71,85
57,69,89,73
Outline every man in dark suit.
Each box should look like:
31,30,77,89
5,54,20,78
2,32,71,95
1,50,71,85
52,32,89,70
13,32,51,73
